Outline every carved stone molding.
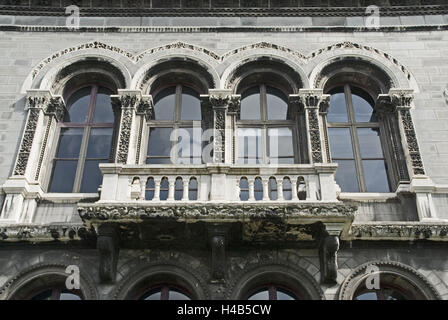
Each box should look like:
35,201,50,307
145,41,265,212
350,223,448,241
78,202,357,222
318,223,343,284
0,224,96,243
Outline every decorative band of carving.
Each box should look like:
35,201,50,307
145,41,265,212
78,202,357,222
350,224,448,241
0,224,95,242
400,109,425,175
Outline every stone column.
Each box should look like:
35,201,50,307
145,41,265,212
111,90,146,164
2,90,66,223
293,89,330,164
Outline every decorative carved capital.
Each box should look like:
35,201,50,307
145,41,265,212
44,96,66,122
377,89,414,113
318,223,343,284
208,90,241,112
298,89,329,109
136,95,154,120
111,90,143,110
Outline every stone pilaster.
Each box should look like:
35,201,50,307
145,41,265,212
296,89,330,164
111,90,150,164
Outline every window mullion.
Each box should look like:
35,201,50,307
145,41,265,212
87,85,98,123
73,126,90,192
175,85,182,122
346,85,365,192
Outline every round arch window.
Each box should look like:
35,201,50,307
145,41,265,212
247,285,300,300
139,285,192,300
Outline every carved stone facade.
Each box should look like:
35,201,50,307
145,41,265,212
0,2,448,301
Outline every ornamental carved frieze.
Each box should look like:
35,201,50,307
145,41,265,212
401,109,425,175
307,108,323,163
0,224,96,242
351,224,448,241
78,203,357,222
214,108,226,163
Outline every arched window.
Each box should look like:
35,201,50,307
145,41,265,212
327,85,391,193
268,177,278,200
247,285,299,300
49,84,114,193
139,285,191,300
254,177,263,201
237,84,296,164
174,177,183,201
146,85,202,165
239,177,249,201
188,177,198,200
160,177,169,201
282,177,292,201
28,288,83,300
145,177,155,200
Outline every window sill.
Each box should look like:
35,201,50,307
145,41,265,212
338,192,397,201
41,193,99,203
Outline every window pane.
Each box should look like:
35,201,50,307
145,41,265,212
86,128,113,158
241,86,261,120
189,178,198,200
174,177,183,200
160,178,169,201
327,89,348,123
147,128,173,162
59,291,82,300
355,292,378,300
363,160,391,192
169,290,190,300
266,86,288,120
334,160,359,192
240,177,249,201
248,290,269,300
93,87,114,123
65,86,91,123
268,127,294,164
351,87,377,123
49,160,77,193
237,128,262,164
357,128,384,159
154,87,176,120
283,178,292,200
80,160,103,193
269,177,277,200
180,86,201,120
277,290,296,300
56,128,83,158
254,178,263,201
328,128,354,159
177,127,202,164
146,178,155,200
142,291,162,300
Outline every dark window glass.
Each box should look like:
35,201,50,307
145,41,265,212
65,86,91,123
80,160,103,193
49,160,78,193
254,177,263,201
266,86,288,120
160,177,169,201
283,177,292,200
327,85,390,193
327,89,348,123
146,128,173,164
268,177,278,200
31,289,82,300
50,85,114,193
146,177,155,200
56,128,83,158
93,87,114,123
241,86,261,120
180,86,201,120
154,87,176,120
174,177,183,200
240,177,249,201
188,178,198,200
140,286,191,301
248,286,298,300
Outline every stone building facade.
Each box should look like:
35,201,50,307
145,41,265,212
0,0,447,300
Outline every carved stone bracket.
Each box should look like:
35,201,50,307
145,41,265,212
318,222,343,284
207,224,229,282
295,89,330,164
97,224,120,284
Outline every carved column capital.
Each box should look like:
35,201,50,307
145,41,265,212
297,89,331,110
136,95,154,120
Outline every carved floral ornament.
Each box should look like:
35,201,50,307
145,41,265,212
29,41,414,89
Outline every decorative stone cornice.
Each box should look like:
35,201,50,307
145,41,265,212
1,2,447,17
349,223,448,241
0,224,96,243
